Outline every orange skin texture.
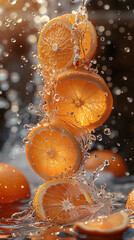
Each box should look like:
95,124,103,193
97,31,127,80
0,163,30,204
85,150,128,177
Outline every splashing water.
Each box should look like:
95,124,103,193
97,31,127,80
0,0,134,239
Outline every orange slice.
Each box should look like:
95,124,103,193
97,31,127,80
25,122,83,179
73,211,129,236
85,150,128,178
38,17,78,71
33,179,94,224
61,13,97,63
126,189,134,214
0,163,30,204
45,68,113,130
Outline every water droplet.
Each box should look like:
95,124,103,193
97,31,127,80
11,38,16,43
10,72,20,83
22,137,29,143
104,128,111,135
127,97,133,103
8,0,17,5
124,47,130,53
54,94,60,102
0,69,8,81
97,134,102,141
123,76,127,81
21,56,28,63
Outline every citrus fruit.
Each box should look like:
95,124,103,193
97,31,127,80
25,122,83,179
73,211,129,236
126,188,134,214
61,13,97,63
33,179,94,224
45,68,113,130
85,150,128,178
0,163,30,204
38,16,78,71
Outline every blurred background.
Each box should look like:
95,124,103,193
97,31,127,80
0,0,134,182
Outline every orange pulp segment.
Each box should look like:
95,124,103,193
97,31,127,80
33,179,94,224
85,150,128,177
0,163,30,204
61,13,97,62
25,122,83,179
45,68,113,130
73,211,129,236
38,17,78,71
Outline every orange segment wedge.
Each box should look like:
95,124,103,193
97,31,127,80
61,13,97,63
73,211,129,236
25,122,83,179
85,150,128,178
45,68,113,130
38,17,78,71
33,179,94,224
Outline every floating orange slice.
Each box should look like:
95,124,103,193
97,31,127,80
0,163,30,204
38,17,78,71
45,68,113,130
33,179,94,224
73,211,129,237
25,121,83,179
61,13,97,63
85,150,128,178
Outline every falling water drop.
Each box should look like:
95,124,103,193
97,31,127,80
104,128,111,136
124,47,130,53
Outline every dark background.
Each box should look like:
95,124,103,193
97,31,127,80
0,0,134,173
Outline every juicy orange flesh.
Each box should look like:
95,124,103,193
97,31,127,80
29,129,78,176
50,78,106,126
39,22,75,69
84,213,125,230
62,14,92,59
42,182,93,223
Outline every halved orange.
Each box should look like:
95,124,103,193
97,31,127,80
85,150,128,178
45,68,113,130
73,211,129,236
25,121,83,179
0,163,30,204
61,13,97,63
126,189,134,214
38,16,78,72
33,179,94,224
